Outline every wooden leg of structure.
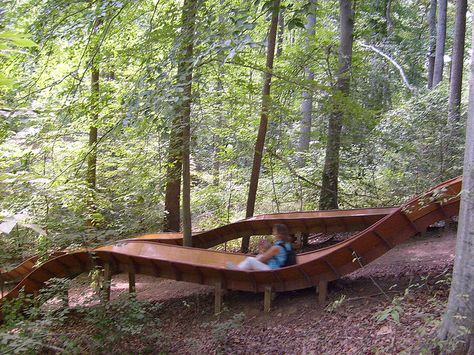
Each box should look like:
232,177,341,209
318,280,328,305
128,268,136,294
264,286,272,313
1,278,4,298
103,263,112,302
301,232,309,247
214,281,223,315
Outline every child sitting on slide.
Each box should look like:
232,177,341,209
226,224,294,271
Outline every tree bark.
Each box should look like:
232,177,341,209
319,0,354,210
86,17,102,226
276,8,284,57
385,0,393,36
241,0,280,253
437,20,474,353
213,79,223,186
427,0,437,89
432,0,447,87
447,0,467,124
163,0,198,234
180,0,198,246
163,119,183,232
297,0,317,167
87,68,99,192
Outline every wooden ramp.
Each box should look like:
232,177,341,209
1,208,395,283
0,176,461,314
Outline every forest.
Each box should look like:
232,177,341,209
1,0,474,353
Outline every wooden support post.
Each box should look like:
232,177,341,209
301,232,309,247
1,277,4,298
318,280,328,305
214,281,223,315
264,286,272,313
128,268,136,294
103,263,112,302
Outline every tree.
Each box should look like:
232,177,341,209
427,0,437,89
447,0,467,124
437,18,474,353
180,0,199,245
432,0,447,87
241,0,281,253
86,17,102,226
163,0,198,234
319,0,355,210
297,0,316,167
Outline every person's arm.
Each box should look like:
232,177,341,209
257,245,281,263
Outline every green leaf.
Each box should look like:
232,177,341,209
391,310,400,323
10,38,38,48
0,75,15,87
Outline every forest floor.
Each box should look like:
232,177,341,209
58,223,458,354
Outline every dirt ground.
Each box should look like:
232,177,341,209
62,223,458,354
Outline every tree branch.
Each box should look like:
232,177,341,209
358,42,416,93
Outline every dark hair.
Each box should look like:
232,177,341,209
273,223,290,241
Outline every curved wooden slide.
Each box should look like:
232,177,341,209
0,207,395,283
0,177,461,313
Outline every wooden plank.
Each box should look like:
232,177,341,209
373,230,393,249
264,286,272,313
296,265,313,286
300,219,309,233
54,258,74,275
318,280,328,305
324,260,341,278
193,266,204,284
400,212,421,233
169,261,182,281
151,261,161,277
437,203,450,219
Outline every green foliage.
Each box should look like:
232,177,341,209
325,294,346,313
0,277,161,354
0,279,75,354
209,312,245,345
374,283,419,324
0,30,38,88
79,293,161,353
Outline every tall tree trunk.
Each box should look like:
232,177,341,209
180,0,198,246
447,0,467,124
427,0,437,89
437,21,474,353
213,2,225,187
319,0,355,210
87,68,99,192
163,121,183,232
163,0,198,234
213,79,223,186
432,0,447,87
86,17,102,226
297,0,317,167
276,8,284,57
385,0,393,35
241,0,280,253
382,0,392,110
